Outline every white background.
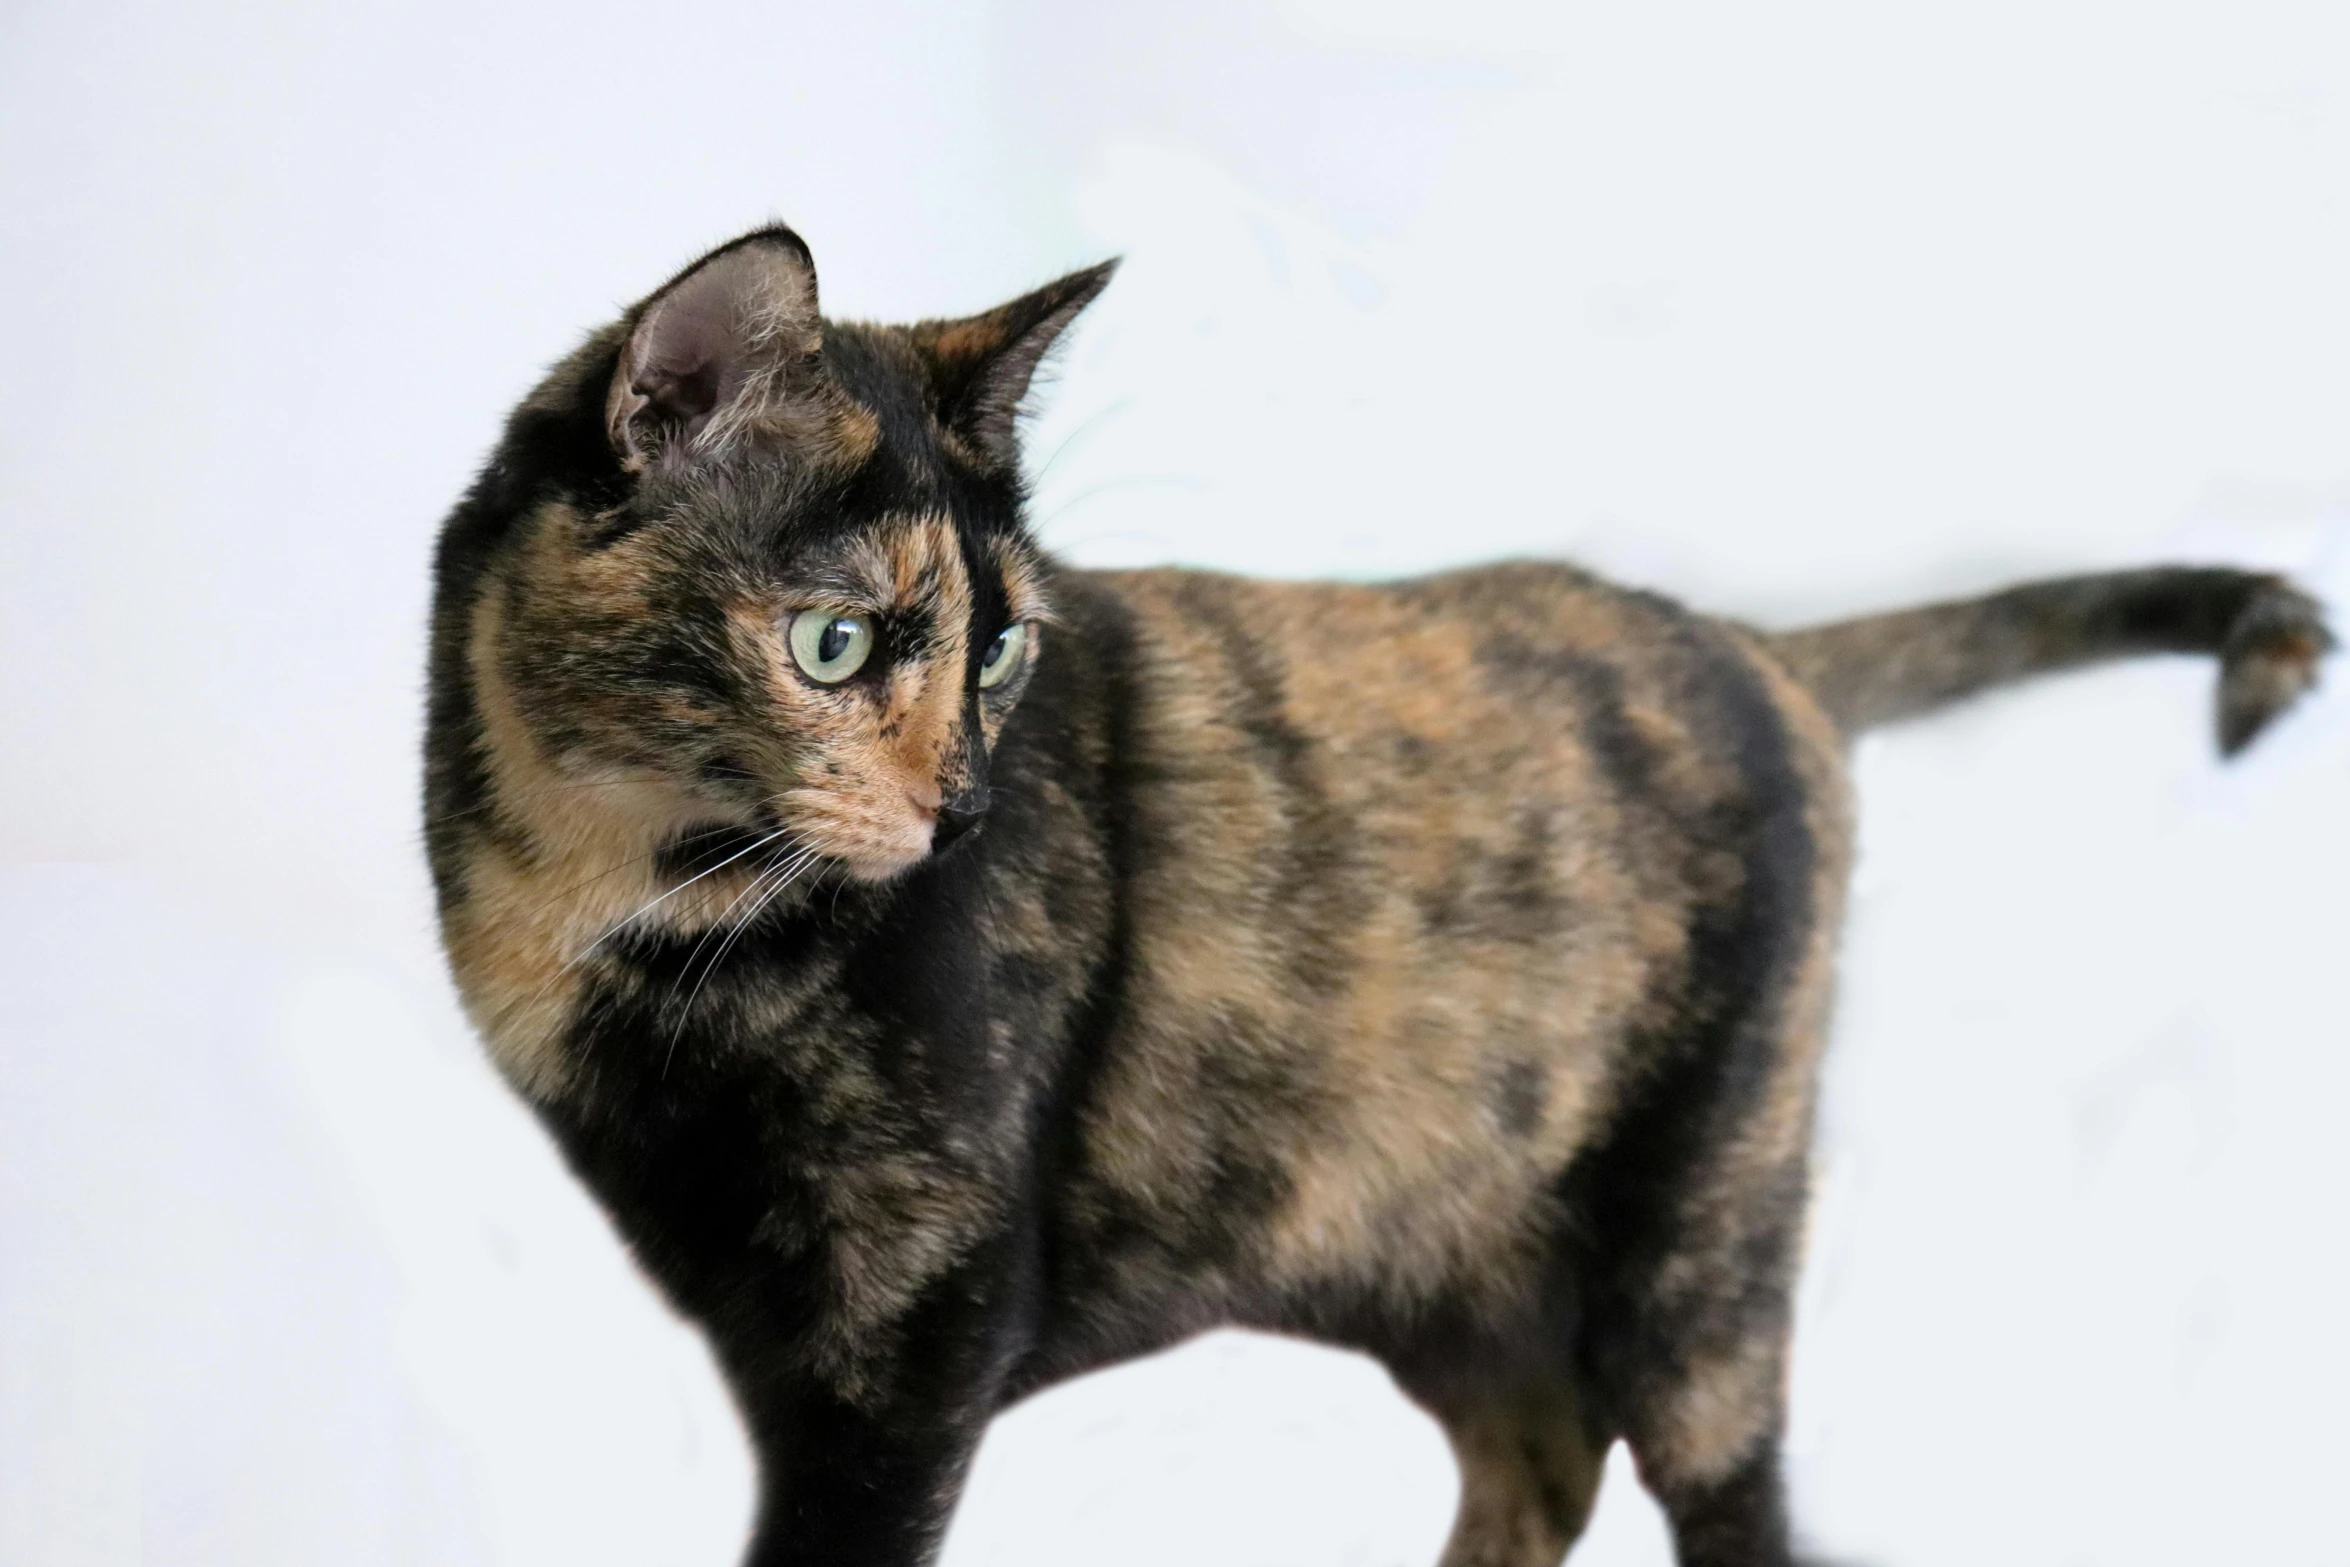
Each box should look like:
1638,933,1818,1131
4,2,2347,1564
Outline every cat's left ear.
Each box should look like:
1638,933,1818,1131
911,260,1118,469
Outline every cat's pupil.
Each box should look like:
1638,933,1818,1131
818,620,855,663
983,630,1009,667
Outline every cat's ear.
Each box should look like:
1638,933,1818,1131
606,227,823,471
912,260,1118,469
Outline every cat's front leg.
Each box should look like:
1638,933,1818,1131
711,1246,1028,1567
735,1378,991,1567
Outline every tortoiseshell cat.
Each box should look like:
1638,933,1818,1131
424,225,2330,1567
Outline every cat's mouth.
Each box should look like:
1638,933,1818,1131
755,787,947,884
650,811,932,909
656,786,952,898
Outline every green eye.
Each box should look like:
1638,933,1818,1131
788,610,873,684
978,622,1029,690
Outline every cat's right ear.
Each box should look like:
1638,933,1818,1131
605,227,822,472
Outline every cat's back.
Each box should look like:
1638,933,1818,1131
1082,558,1844,844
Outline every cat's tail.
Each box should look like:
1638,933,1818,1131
1762,566,2333,755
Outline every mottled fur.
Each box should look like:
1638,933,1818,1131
422,227,2329,1567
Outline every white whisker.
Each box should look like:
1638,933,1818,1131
668,841,811,1000
549,824,797,987
662,843,828,1077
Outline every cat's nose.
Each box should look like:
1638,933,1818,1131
933,789,991,848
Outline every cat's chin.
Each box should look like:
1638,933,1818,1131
799,815,939,884
834,841,936,884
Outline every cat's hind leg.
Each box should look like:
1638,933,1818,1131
1579,664,1848,1567
1575,1016,1823,1567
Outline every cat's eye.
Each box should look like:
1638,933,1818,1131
788,609,874,684
978,622,1029,690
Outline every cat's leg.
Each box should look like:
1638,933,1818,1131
1390,1359,1607,1567
1570,937,1839,1567
702,1245,1031,1567
1437,1389,1608,1567
1585,1128,1813,1567
1578,742,1845,1567
731,1374,992,1567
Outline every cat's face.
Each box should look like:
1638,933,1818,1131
475,229,1108,885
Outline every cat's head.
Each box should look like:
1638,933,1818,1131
464,226,1112,886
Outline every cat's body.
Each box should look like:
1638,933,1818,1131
424,227,2329,1567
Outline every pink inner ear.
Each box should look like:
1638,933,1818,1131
633,290,729,424
634,260,761,426
610,235,822,463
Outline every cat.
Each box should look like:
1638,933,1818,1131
423,224,2330,1567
